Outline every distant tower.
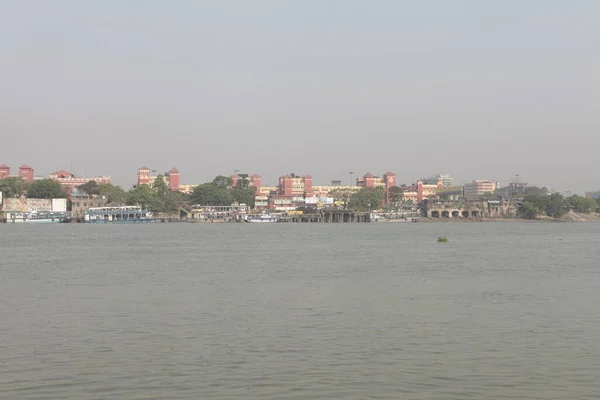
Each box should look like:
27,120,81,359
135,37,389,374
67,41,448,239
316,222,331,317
250,174,261,192
168,167,180,191
137,167,151,186
383,172,397,203
363,173,375,187
417,180,424,203
18,165,34,182
302,175,313,198
0,164,10,179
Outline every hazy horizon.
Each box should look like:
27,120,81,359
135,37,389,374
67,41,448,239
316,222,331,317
2,1,599,193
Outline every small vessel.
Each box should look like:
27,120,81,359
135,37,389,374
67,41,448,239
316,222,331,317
244,214,279,223
83,205,153,223
6,210,71,223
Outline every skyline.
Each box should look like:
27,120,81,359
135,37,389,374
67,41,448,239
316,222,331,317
1,1,599,193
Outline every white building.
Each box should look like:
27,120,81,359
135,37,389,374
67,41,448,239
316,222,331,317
464,180,498,200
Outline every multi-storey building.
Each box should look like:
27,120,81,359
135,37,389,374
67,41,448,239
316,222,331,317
137,167,181,191
422,173,454,187
400,180,443,203
464,180,498,201
70,188,109,217
0,164,35,182
231,173,261,192
50,171,111,196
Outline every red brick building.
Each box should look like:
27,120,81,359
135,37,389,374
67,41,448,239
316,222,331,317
231,173,261,192
137,166,181,191
50,170,111,196
18,165,34,182
277,174,313,198
0,164,9,179
168,168,180,191
0,164,35,182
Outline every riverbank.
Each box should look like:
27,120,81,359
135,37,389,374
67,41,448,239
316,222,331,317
418,210,600,223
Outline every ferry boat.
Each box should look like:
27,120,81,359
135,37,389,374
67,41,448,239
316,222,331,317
244,214,279,223
5,210,71,223
83,205,153,223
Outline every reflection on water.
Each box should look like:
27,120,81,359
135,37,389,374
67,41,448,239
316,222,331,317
1,223,599,399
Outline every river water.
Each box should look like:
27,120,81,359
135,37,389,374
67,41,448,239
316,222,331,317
1,222,599,399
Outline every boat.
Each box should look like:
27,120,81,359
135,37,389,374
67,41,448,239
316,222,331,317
83,205,153,223
244,214,279,223
5,210,71,223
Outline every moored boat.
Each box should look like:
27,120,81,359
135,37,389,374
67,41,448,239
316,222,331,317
83,205,153,223
244,214,279,223
5,211,71,223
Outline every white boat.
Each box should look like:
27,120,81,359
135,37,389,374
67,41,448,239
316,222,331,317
6,210,71,223
244,214,279,223
84,205,153,223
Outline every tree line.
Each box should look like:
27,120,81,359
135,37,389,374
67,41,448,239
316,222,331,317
0,175,258,215
518,192,598,219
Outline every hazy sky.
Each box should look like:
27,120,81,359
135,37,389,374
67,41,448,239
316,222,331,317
1,1,598,193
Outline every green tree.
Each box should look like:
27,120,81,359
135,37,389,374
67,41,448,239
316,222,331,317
212,175,233,189
232,185,256,207
518,201,541,219
153,175,169,198
388,186,404,204
189,183,233,206
97,183,127,204
544,193,568,218
567,195,597,214
519,192,568,219
349,187,386,211
0,177,31,198
77,180,99,195
127,184,160,210
27,179,66,199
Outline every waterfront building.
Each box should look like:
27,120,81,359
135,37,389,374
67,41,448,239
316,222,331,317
50,171,111,196
464,180,499,201
70,188,108,218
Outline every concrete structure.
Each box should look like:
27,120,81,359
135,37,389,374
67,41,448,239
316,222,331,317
1,196,66,213
422,199,517,219
70,189,108,218
50,171,111,196
464,180,499,201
